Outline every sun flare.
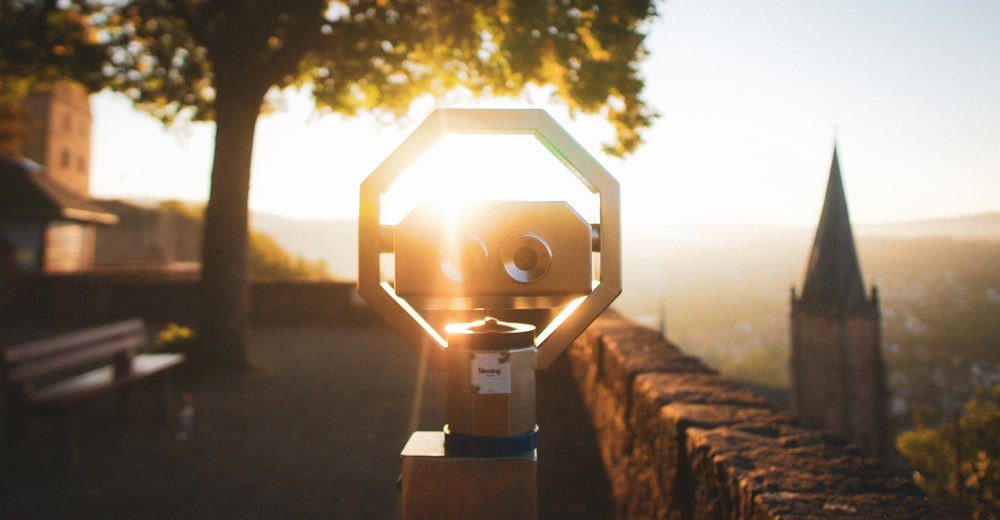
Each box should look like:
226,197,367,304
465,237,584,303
379,133,599,225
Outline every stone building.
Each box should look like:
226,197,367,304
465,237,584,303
0,82,116,275
20,82,93,197
0,82,197,275
93,200,201,266
789,146,891,461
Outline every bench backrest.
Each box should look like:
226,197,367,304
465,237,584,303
2,319,148,387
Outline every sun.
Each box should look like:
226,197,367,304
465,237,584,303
379,133,599,225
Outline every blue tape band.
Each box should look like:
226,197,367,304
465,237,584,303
443,425,539,458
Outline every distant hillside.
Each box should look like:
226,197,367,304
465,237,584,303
858,212,1000,240
251,213,357,281
249,211,1000,285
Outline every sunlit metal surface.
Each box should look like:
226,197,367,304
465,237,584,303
358,108,621,370
394,201,592,310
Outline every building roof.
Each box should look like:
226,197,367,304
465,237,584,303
799,146,869,313
0,155,118,225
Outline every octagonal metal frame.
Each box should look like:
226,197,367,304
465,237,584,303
358,108,621,371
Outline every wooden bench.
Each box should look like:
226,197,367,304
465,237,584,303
2,318,186,465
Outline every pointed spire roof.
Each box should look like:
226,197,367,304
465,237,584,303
799,146,868,313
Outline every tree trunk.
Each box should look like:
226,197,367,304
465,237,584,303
198,84,264,371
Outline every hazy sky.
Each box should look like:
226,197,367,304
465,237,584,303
89,0,1000,227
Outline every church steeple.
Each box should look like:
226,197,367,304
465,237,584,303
790,144,889,462
799,146,868,314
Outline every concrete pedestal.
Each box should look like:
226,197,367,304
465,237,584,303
399,431,537,520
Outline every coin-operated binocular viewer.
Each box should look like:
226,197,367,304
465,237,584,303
358,109,621,520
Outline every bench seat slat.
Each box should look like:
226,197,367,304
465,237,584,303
6,335,147,384
27,353,186,408
3,319,186,467
2,318,146,364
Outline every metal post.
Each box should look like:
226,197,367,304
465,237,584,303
400,317,538,520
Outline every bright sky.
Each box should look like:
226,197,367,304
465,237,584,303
89,0,1000,228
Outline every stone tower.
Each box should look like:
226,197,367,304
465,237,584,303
20,82,92,197
790,146,890,461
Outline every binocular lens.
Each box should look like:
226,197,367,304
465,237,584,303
513,246,539,271
502,233,552,284
440,235,489,282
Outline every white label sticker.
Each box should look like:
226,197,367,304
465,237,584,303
470,352,511,394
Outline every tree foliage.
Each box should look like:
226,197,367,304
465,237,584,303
0,1,109,156
0,0,107,99
3,0,660,369
896,383,1000,518
249,230,329,280
95,0,657,154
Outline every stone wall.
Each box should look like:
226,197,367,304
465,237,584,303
565,312,954,519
